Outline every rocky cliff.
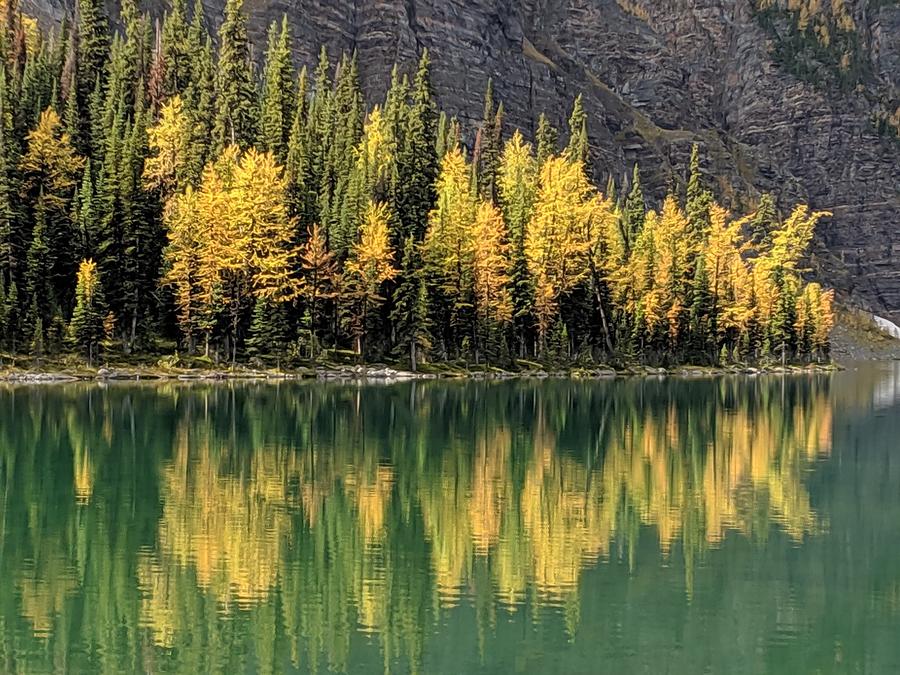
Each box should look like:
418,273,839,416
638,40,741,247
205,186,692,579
26,0,900,319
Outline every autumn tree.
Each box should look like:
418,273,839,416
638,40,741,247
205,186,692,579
498,131,537,354
424,147,476,358
162,185,202,351
68,258,105,364
524,156,594,353
143,94,190,198
19,108,84,332
471,201,511,361
344,201,396,357
298,222,336,361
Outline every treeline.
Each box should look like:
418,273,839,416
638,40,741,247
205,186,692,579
0,0,834,368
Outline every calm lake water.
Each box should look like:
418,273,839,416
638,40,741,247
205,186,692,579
2,366,900,674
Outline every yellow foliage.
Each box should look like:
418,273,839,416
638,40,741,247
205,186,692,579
525,157,597,341
162,187,203,342
424,148,477,300
20,108,84,207
144,95,190,196
471,202,512,326
75,259,100,303
497,130,537,241
346,201,397,295
162,146,300,344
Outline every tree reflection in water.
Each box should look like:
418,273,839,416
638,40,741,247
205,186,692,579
0,376,846,673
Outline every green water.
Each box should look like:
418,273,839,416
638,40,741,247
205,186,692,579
1,367,899,674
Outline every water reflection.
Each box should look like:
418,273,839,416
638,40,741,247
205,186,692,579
0,373,888,673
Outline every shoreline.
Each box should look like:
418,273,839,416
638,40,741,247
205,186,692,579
0,361,849,384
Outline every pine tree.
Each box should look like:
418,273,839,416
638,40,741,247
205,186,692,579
391,236,430,371
161,0,192,98
0,65,17,290
565,94,588,167
750,192,778,250
303,47,332,233
535,112,557,168
247,296,290,363
258,17,294,164
473,78,501,203
394,50,438,243
213,0,257,151
120,92,161,349
622,163,645,254
685,143,711,242
3,279,18,351
68,258,105,363
285,66,308,221
74,157,96,257
183,31,214,185
76,0,110,136
24,195,53,345
322,51,363,257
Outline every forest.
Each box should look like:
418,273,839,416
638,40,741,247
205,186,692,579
0,0,835,369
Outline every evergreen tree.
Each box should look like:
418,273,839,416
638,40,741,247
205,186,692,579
24,195,53,345
213,0,257,151
622,163,645,254
473,78,501,203
391,236,430,371
685,143,711,242
535,112,557,168
498,131,537,356
76,0,110,137
395,50,438,243
750,192,778,250
284,66,308,221
120,92,161,348
161,0,192,98
0,66,18,289
323,51,364,257
182,31,214,185
259,17,294,164
247,297,291,364
565,94,588,167
74,157,96,257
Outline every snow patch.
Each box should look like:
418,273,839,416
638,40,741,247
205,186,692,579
873,315,900,340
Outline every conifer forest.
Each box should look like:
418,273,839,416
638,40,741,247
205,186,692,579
0,0,836,369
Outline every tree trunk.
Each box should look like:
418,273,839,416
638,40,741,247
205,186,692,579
410,341,417,372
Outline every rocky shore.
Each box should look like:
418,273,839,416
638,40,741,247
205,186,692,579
0,362,844,384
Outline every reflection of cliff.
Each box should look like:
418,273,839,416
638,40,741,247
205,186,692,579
0,377,838,672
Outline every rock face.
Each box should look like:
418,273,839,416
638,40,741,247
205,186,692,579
26,0,900,318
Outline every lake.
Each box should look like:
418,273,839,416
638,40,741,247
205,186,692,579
1,366,900,673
